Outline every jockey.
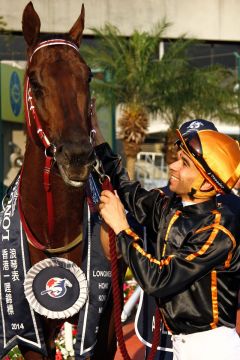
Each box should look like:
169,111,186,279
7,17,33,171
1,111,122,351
95,118,240,360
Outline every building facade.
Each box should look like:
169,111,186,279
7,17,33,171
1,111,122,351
1,0,240,192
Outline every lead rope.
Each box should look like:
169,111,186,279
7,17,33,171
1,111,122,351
102,176,131,360
101,176,161,360
148,305,161,360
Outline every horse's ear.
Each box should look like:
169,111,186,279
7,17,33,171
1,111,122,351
69,4,85,47
22,1,41,47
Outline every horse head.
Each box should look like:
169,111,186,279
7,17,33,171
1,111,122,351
22,2,95,187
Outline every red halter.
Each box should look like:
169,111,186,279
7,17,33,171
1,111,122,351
19,39,83,251
24,39,79,149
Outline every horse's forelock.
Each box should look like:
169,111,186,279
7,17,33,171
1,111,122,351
39,33,71,42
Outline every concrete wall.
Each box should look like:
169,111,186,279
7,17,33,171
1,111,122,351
2,0,240,41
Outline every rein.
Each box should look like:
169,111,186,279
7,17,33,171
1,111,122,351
20,39,93,253
100,174,161,360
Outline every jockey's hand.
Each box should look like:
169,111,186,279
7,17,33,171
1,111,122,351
90,97,105,146
99,190,129,235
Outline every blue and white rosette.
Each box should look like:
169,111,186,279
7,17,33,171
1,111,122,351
24,257,88,319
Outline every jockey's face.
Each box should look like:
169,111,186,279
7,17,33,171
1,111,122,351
168,150,202,201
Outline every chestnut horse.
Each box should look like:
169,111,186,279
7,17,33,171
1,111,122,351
16,2,116,359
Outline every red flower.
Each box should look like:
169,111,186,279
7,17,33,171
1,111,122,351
72,327,78,337
55,349,63,360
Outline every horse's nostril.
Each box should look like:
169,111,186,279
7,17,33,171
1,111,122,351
57,143,94,166
70,155,82,165
57,144,73,161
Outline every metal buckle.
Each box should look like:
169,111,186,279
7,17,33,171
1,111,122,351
92,157,110,184
44,144,57,160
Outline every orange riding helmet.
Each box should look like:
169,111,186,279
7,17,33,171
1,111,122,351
176,128,240,197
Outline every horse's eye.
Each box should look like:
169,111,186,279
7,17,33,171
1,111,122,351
29,78,43,98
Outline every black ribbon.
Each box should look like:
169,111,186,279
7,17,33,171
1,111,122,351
0,177,47,358
75,173,112,359
134,223,173,360
136,292,173,359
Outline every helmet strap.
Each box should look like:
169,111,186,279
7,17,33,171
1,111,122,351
188,174,216,199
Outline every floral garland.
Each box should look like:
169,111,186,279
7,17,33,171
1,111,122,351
123,279,138,304
55,324,77,360
4,276,138,359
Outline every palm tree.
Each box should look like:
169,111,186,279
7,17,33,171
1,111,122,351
152,40,238,163
83,22,170,179
83,24,239,175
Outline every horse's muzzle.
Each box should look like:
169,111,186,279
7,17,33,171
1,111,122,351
56,143,96,187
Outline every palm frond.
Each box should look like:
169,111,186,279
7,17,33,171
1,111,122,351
83,20,240,135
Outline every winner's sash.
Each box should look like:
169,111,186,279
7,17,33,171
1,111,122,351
128,218,173,360
75,173,113,359
135,292,173,360
0,177,46,358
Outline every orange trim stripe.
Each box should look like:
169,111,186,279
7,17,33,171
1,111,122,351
131,211,180,268
195,225,236,268
124,228,140,241
132,242,161,265
210,270,218,329
216,226,236,268
160,255,175,268
133,242,175,268
195,224,215,233
186,212,221,261
162,210,181,257
185,229,218,261
196,224,236,246
187,209,236,267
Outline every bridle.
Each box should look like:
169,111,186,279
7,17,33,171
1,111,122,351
24,39,95,155
19,38,95,253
